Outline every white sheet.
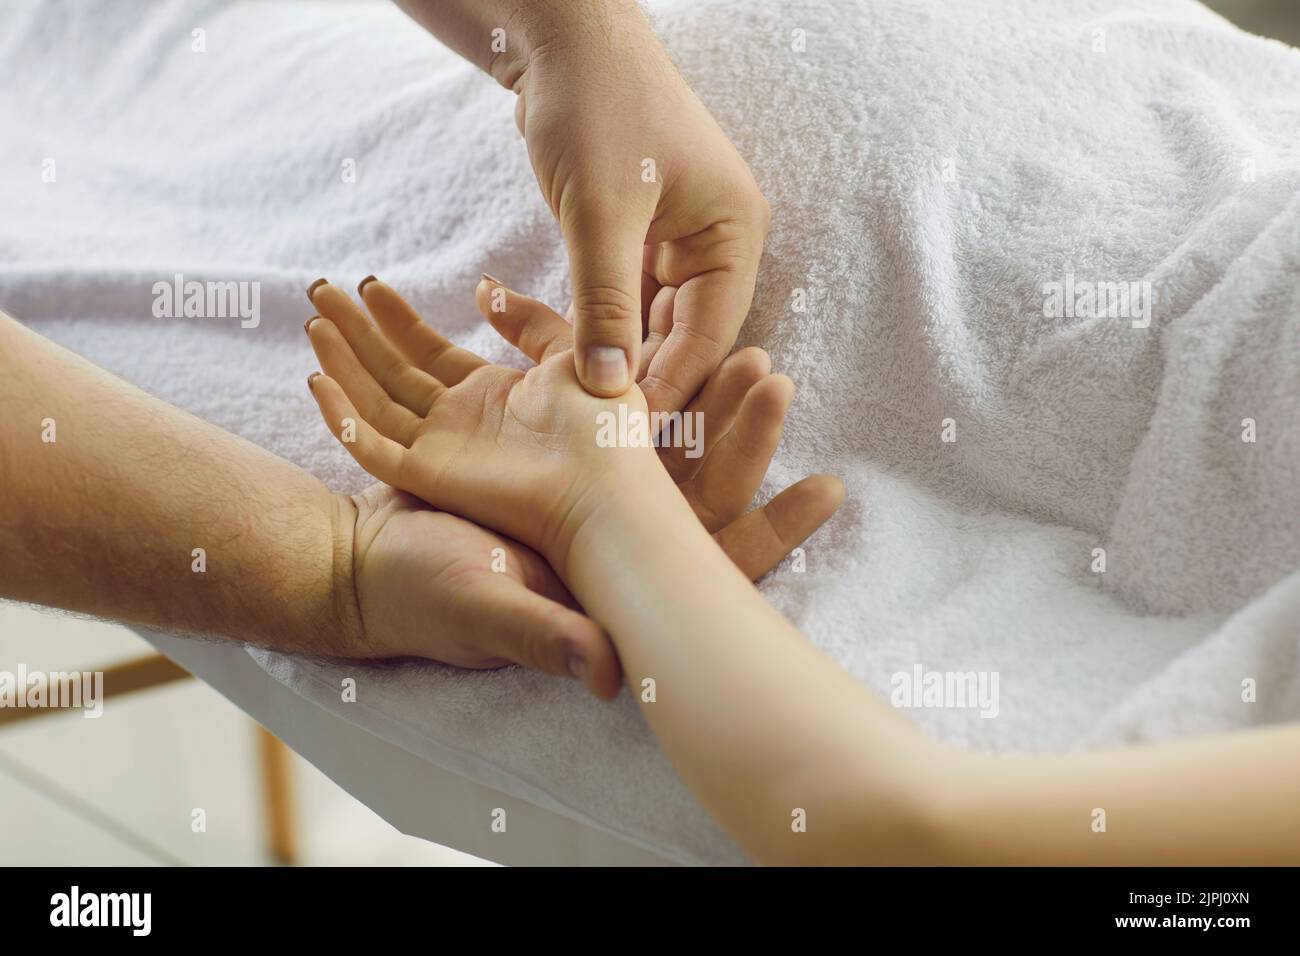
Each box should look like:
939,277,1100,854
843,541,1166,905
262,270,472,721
2,0,1297,864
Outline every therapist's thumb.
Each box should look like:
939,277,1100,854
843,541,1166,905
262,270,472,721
563,196,650,397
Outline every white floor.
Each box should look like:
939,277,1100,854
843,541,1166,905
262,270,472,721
0,601,492,866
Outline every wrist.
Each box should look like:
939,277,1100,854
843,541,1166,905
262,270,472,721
497,0,660,90
542,445,676,581
326,490,368,656
548,449,720,599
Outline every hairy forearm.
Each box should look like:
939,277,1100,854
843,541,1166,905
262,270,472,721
392,0,650,87
0,314,361,654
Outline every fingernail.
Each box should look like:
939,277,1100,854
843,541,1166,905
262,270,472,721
584,346,630,392
480,272,503,286
307,371,321,390
307,277,328,302
303,316,318,334
567,656,587,682
357,275,378,297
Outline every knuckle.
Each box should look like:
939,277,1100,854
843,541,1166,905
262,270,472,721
671,320,728,355
729,345,772,379
572,284,641,330
639,372,689,412
517,622,554,672
517,609,575,674
562,184,651,231
415,337,452,371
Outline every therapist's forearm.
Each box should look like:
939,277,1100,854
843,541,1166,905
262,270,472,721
0,313,362,654
392,0,649,87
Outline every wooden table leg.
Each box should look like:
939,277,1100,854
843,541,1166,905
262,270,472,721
257,724,297,865
0,653,191,726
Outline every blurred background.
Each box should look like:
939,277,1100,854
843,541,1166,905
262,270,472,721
1204,0,1300,46
2,0,1296,867
0,602,491,865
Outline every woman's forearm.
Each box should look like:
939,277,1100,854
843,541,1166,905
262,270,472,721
567,459,1300,865
565,460,956,864
944,724,1300,865
0,313,362,654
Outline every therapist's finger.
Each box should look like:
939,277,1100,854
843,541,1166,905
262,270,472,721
685,374,794,529
308,279,444,416
637,284,676,380
475,577,622,701
712,475,846,581
641,221,764,416
358,276,487,387
306,372,406,487
476,277,573,364
657,347,771,485
640,269,662,331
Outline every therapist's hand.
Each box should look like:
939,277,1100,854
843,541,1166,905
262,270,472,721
347,482,624,698
514,7,769,410
395,0,768,407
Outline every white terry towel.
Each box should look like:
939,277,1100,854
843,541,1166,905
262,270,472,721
1,0,1297,864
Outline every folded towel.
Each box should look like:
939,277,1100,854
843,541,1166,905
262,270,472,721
2,0,1296,864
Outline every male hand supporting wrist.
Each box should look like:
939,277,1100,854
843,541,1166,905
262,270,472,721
0,311,623,688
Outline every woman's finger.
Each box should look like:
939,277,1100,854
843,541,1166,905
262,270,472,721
358,276,487,387
476,276,573,364
306,372,407,487
307,279,444,415
711,474,846,581
305,316,422,446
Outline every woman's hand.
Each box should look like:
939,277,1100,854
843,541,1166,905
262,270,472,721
306,276,842,695
307,277,637,570
470,277,830,569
